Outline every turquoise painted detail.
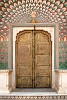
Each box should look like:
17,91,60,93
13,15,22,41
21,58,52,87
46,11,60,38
60,0,65,3
13,0,17,2
64,3,67,7
59,41,67,69
0,41,8,69
0,62,8,69
59,61,67,69
4,0,8,2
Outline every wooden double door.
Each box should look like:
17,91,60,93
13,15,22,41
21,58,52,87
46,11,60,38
16,30,52,88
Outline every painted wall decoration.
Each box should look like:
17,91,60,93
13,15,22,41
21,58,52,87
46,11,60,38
0,0,67,69
0,41,8,69
59,40,67,69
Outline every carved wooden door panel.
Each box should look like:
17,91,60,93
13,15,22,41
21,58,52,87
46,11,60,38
16,31,33,88
16,30,52,88
35,31,52,87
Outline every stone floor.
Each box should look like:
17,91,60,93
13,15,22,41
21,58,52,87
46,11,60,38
0,88,67,100
12,88,57,96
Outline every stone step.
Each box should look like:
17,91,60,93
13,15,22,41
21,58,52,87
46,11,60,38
0,89,67,100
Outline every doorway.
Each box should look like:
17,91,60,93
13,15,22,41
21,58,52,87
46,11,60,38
16,30,52,88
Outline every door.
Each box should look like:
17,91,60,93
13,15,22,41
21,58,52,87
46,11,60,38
16,30,52,88
35,31,51,87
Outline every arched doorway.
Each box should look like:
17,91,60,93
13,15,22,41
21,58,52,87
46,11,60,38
16,30,52,88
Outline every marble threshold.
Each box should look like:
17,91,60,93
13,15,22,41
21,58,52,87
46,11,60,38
0,88,67,96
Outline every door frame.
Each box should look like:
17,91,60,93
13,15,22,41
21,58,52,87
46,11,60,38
8,23,59,90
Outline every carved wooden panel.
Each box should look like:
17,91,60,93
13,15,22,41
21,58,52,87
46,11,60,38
35,32,50,42
17,76,32,88
35,43,50,55
16,30,52,88
35,76,50,87
16,31,33,88
18,44,31,55
35,31,51,87
35,55,50,66
35,66,50,76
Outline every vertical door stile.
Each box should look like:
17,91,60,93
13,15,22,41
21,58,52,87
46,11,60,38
16,40,17,85
32,30,33,88
32,26,36,88
49,39,51,87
